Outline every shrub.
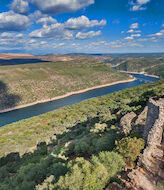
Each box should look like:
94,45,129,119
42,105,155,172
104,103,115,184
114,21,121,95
74,140,90,156
99,109,114,122
36,175,55,190
92,151,125,176
95,132,119,153
157,180,164,190
54,157,107,190
115,137,145,166
90,123,107,134
54,152,125,190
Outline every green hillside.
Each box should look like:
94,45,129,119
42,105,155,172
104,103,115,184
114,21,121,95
0,60,130,110
0,80,164,189
116,57,164,78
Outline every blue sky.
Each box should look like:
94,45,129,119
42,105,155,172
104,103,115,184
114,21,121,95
0,0,164,54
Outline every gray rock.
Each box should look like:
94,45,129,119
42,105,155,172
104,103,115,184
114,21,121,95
120,112,137,135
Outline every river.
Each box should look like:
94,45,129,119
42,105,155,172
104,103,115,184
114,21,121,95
0,73,159,127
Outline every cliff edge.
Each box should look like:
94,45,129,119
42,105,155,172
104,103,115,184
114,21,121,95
128,97,164,190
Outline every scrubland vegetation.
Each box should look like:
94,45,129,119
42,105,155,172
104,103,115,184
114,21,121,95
0,60,130,110
0,79,164,189
116,56,164,78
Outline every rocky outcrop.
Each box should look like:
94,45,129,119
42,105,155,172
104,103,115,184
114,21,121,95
135,106,148,133
120,112,136,135
128,98,164,190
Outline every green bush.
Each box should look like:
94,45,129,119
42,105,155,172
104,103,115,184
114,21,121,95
74,141,90,156
36,176,55,190
92,151,125,176
54,152,125,190
115,137,145,166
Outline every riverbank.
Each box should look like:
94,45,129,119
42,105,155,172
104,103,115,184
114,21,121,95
0,77,136,114
118,70,160,79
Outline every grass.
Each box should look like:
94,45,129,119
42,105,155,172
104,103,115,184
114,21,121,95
0,60,130,110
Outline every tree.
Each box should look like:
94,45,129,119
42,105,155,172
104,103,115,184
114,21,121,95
115,137,145,166
92,151,125,177
36,175,55,190
54,152,125,190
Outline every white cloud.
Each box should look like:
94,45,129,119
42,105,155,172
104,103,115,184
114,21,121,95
30,15,106,40
36,16,57,26
154,32,163,36
29,10,44,21
30,23,73,39
28,39,37,44
31,0,94,14
130,23,139,29
53,43,65,48
87,39,142,50
131,33,141,37
76,30,101,39
125,23,141,35
0,32,27,50
130,0,151,11
0,11,30,31
10,0,29,14
65,16,106,30
137,38,149,42
124,36,134,40
148,30,164,37
127,29,141,33
124,33,141,40
1,32,24,38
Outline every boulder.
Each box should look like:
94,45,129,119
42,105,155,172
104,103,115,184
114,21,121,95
120,112,136,135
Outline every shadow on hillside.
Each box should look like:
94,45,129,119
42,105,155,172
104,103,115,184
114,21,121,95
0,115,123,188
0,116,119,166
0,59,50,66
0,81,21,109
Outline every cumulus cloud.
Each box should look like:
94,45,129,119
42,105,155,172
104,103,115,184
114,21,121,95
1,32,24,38
30,23,73,39
124,36,134,40
29,10,44,21
0,11,31,31
30,15,105,40
130,23,139,29
87,39,142,50
148,30,164,37
125,23,141,35
130,0,151,11
127,29,141,33
31,0,94,14
76,30,101,39
124,33,141,40
0,32,27,50
65,15,106,30
36,16,57,26
10,0,29,14
131,33,141,37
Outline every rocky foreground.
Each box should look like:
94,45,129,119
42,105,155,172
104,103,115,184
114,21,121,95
109,97,164,190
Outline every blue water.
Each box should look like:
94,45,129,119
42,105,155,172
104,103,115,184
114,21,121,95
0,73,159,127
